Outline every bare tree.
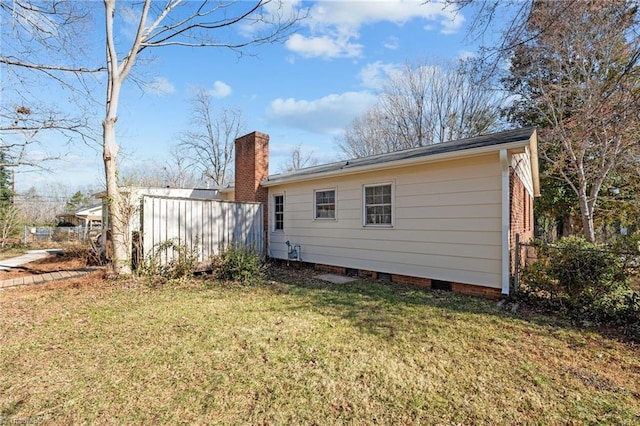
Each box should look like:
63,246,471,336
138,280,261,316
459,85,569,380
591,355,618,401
120,147,202,188
14,183,70,224
178,89,244,186
502,0,640,242
2,0,302,274
162,145,203,188
281,144,319,172
1,1,102,173
337,60,502,158
0,104,93,171
0,202,21,248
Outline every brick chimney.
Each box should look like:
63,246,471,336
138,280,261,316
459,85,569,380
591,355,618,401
234,131,269,243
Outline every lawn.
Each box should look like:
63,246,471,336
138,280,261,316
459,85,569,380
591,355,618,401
1,267,639,425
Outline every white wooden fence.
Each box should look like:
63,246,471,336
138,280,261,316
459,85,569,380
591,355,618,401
140,196,264,266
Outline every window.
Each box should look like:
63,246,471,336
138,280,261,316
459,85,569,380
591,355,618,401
274,194,284,231
364,184,392,226
315,189,336,219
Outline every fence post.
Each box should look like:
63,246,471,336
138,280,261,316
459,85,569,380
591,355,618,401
514,233,520,294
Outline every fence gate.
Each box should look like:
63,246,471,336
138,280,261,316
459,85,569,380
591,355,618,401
141,196,264,266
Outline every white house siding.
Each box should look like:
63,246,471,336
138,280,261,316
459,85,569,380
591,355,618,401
268,153,504,288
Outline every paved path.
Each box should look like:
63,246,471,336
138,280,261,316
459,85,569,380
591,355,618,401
0,249,102,290
0,249,63,270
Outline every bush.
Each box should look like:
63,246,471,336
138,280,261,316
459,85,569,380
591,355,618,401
141,239,199,281
521,236,624,303
213,245,264,285
591,286,640,325
519,236,639,337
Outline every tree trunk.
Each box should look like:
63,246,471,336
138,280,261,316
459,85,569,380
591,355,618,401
561,214,574,237
578,194,596,243
103,118,131,275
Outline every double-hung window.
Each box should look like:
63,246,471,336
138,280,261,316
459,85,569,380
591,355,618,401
314,189,336,219
364,183,392,226
274,194,284,231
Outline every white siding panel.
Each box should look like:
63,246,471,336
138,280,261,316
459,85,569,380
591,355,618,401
142,196,263,266
268,154,504,288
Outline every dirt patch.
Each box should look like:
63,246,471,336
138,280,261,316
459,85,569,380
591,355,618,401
0,254,89,280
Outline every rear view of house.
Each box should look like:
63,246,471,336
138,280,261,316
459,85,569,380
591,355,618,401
233,128,539,297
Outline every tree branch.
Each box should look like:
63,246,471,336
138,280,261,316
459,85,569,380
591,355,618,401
0,56,106,73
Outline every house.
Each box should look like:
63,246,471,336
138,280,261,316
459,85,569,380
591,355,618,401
232,128,539,297
57,204,103,228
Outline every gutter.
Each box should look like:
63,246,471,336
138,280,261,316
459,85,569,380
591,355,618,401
262,139,533,187
500,149,511,296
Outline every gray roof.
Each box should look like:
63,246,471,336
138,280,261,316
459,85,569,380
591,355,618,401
265,127,536,185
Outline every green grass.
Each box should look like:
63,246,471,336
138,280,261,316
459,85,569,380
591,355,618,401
1,267,639,425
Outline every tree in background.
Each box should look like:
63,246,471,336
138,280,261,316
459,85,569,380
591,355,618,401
120,146,202,188
15,184,70,225
501,0,640,243
0,201,20,248
66,190,92,212
177,89,245,187
0,151,14,203
2,0,302,274
337,60,503,158
280,144,318,172
0,150,17,247
446,0,640,243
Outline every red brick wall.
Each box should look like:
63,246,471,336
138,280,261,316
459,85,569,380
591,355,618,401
451,282,502,299
509,168,534,272
234,131,269,240
313,263,502,299
314,264,347,275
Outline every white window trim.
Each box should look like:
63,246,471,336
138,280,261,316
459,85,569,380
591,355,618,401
313,188,337,220
362,182,394,228
273,193,285,232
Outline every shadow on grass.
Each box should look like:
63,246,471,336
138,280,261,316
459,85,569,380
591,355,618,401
263,263,637,345
263,264,523,340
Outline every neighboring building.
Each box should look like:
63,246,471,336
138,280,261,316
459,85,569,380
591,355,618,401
57,205,103,228
233,128,540,297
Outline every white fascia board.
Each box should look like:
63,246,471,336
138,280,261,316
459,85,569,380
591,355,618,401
528,129,541,197
262,140,531,187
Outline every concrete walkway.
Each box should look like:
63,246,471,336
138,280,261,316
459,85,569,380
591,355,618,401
0,249,102,290
0,249,62,270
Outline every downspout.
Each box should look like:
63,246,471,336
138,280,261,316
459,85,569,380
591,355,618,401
500,149,510,295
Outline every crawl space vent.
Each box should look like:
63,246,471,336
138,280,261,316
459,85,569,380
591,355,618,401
431,279,452,291
345,268,358,277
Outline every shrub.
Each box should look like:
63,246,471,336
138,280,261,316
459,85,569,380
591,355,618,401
213,245,264,285
519,237,639,335
141,239,199,280
591,286,640,325
521,236,624,302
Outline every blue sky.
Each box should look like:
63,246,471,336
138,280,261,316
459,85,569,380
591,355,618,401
10,0,483,192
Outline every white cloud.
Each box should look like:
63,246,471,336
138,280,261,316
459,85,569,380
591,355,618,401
240,0,304,37
285,33,362,59
308,0,460,29
208,81,232,99
286,0,464,59
358,61,402,90
267,91,378,134
457,50,476,61
383,36,400,50
440,12,465,35
145,77,176,95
